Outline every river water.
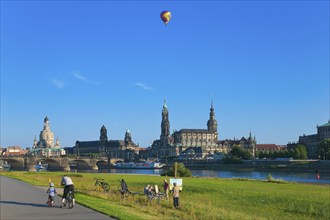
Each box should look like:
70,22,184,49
79,168,330,185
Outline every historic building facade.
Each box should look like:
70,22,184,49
30,117,65,157
74,125,139,161
288,120,330,159
219,134,256,156
172,101,223,156
255,144,285,154
150,101,256,159
2,146,28,156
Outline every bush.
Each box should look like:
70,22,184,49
223,155,243,164
161,163,192,177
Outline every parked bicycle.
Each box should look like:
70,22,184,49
95,178,110,192
144,185,165,203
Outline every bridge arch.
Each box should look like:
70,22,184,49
96,160,108,169
1,158,24,170
42,158,61,170
71,159,91,170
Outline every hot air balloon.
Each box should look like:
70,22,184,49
160,10,171,26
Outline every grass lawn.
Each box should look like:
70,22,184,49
1,171,329,220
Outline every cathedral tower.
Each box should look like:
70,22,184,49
207,100,218,133
125,129,132,145
160,100,170,146
100,125,108,145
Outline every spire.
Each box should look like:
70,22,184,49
125,129,132,144
161,100,170,146
163,99,167,110
207,100,218,133
43,116,50,130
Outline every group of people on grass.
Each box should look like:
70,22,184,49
47,175,180,209
144,179,180,209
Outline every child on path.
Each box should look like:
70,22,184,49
46,182,57,207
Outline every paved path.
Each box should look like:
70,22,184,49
0,176,114,220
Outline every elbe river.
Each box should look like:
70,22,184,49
79,169,330,184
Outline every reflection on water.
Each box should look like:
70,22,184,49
78,169,330,184
191,170,330,184
95,169,162,175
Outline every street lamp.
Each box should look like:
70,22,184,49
105,149,111,166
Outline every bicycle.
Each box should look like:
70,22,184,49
118,185,131,198
147,191,165,203
62,189,74,209
95,178,110,192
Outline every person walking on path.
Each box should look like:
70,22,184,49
163,179,169,199
172,182,180,209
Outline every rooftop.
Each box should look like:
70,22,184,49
318,120,330,128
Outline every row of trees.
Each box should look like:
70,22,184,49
223,144,309,163
257,145,307,160
227,139,330,161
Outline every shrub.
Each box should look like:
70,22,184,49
223,155,243,164
161,162,192,177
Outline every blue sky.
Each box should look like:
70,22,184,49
1,0,329,149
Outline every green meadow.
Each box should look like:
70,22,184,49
1,171,329,220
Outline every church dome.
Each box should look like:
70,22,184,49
39,129,54,146
40,129,54,141
38,116,55,148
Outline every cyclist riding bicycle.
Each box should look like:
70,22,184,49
61,174,75,207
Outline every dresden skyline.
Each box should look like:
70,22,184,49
1,1,329,149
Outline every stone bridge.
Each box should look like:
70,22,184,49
0,156,124,171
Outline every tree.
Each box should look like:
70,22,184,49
230,145,253,160
161,162,192,177
293,145,307,159
318,139,330,160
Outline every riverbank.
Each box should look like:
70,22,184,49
169,159,330,173
1,171,329,220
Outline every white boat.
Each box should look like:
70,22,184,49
114,161,165,169
114,162,135,168
35,162,48,171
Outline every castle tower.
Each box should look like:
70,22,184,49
100,125,108,145
125,129,132,145
160,100,170,146
33,135,37,149
207,100,218,133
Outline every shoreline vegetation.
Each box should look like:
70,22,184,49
164,159,330,173
1,171,329,220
